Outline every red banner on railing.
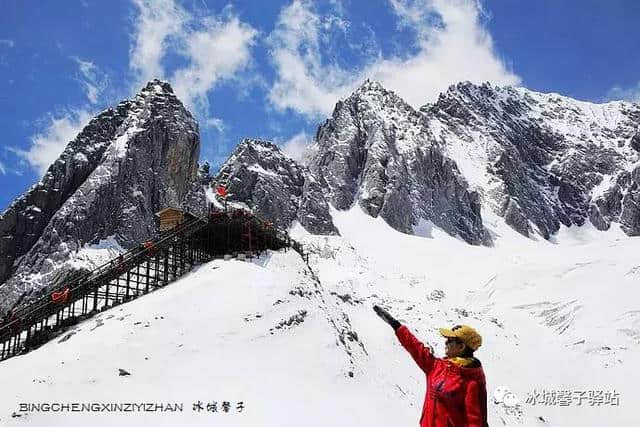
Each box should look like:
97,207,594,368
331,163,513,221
216,185,228,198
51,288,70,304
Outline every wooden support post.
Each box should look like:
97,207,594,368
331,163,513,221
172,246,177,279
26,324,31,347
126,270,131,300
163,250,169,284
154,253,158,287
135,264,140,296
181,243,185,273
145,259,150,293
105,279,111,307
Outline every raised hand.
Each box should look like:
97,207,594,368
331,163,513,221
373,305,401,330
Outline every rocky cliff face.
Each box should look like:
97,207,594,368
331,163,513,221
220,81,639,245
422,81,640,238
309,80,490,245
0,104,131,287
3,77,639,315
213,139,337,235
0,79,200,314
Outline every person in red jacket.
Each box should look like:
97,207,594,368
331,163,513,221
374,305,489,427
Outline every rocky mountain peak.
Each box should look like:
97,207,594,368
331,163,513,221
310,79,490,245
351,78,387,96
236,138,288,159
418,81,640,239
3,76,640,318
139,78,175,96
213,138,337,235
339,79,415,119
0,80,200,315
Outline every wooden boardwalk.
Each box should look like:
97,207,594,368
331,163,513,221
0,207,308,362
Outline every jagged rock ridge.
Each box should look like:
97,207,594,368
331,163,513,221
212,138,338,235
309,79,490,245
0,79,200,315
422,81,640,238
3,77,640,316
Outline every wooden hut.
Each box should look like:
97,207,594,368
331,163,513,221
155,207,195,232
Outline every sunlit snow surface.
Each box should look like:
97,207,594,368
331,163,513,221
1,206,639,426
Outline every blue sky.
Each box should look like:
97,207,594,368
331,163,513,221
1,0,639,211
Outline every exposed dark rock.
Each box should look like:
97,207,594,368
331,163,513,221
3,77,640,318
0,79,199,315
503,198,531,237
310,79,490,245
422,81,640,239
631,133,640,152
0,104,132,286
213,138,338,235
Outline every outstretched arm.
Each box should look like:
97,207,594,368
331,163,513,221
373,305,435,373
394,324,435,373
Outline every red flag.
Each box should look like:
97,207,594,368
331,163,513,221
216,185,228,198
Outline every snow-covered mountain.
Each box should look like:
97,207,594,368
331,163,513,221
212,138,337,234
307,80,640,243
0,80,201,316
1,208,638,427
1,78,640,427
310,79,490,245
4,78,638,316
423,82,640,239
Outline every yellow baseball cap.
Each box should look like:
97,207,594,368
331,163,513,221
439,324,482,351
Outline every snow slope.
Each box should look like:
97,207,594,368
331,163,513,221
1,206,639,426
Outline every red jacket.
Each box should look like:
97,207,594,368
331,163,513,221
395,325,489,427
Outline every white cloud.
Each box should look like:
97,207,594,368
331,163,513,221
16,110,94,177
14,57,103,177
13,1,256,177
171,13,258,116
0,160,6,175
129,0,187,85
607,81,640,103
129,1,258,124
204,117,225,132
72,57,108,104
267,0,355,118
0,39,14,48
267,0,520,119
278,131,315,165
374,0,520,106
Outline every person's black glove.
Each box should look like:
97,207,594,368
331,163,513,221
373,305,401,331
